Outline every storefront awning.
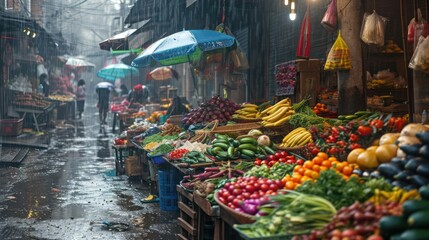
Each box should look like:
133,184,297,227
99,28,137,51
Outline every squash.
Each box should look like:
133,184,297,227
376,144,398,163
396,136,422,146
379,133,400,145
400,123,429,137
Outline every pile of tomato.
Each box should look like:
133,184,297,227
217,176,285,211
167,148,189,161
254,150,305,167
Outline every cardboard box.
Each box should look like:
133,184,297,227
125,156,142,177
295,59,321,72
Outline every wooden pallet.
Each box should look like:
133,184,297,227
176,185,197,240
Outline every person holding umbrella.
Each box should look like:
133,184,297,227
96,82,113,125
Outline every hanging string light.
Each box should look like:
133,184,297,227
284,0,289,5
289,0,296,21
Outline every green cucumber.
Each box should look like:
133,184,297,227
262,145,276,155
408,210,429,228
232,140,240,147
206,147,214,156
337,115,346,120
379,216,407,238
239,137,257,145
399,229,429,240
213,142,230,151
345,114,358,120
419,185,429,201
403,200,429,217
214,134,229,140
238,144,258,152
227,146,236,158
212,139,229,145
212,147,223,155
354,111,372,116
240,149,255,157
216,151,228,160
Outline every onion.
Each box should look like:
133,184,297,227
257,135,271,146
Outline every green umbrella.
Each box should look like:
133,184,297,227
97,63,139,81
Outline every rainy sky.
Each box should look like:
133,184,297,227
51,0,130,57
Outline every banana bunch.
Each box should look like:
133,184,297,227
279,127,312,148
233,103,261,120
260,98,295,127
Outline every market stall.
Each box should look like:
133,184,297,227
109,92,429,240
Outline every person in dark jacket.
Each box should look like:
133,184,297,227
166,96,189,116
39,73,49,97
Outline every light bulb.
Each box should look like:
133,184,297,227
32,32,36,38
289,12,296,21
27,31,31,36
291,1,295,10
284,0,289,5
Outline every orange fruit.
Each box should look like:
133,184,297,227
303,161,314,169
317,152,328,160
319,166,328,171
304,169,314,177
311,171,320,179
356,150,379,170
328,157,338,162
298,167,306,175
283,175,292,182
285,181,296,190
312,164,321,172
312,156,323,165
292,174,302,183
300,176,311,183
342,166,353,176
294,165,302,171
321,160,332,168
333,162,344,172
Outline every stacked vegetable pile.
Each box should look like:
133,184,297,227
380,186,429,239
377,127,429,190
182,96,240,126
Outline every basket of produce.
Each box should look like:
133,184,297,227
211,122,262,138
190,120,219,143
214,191,255,224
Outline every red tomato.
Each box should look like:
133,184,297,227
278,158,286,163
268,160,276,167
253,183,260,190
261,160,268,166
349,133,360,142
222,191,231,199
286,160,295,164
357,125,372,136
227,195,235,203
269,184,279,191
274,152,282,159
232,198,241,207
254,159,262,166
267,155,276,161
370,119,384,129
311,147,320,155
241,192,251,199
280,151,289,157
296,159,305,165
218,196,226,204
245,185,256,193
260,184,269,192
250,193,260,199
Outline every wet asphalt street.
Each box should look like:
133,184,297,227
0,102,179,240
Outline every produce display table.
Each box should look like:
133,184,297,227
111,144,135,175
14,103,57,132
193,192,222,240
177,185,198,240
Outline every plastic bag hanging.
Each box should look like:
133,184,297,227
321,0,337,32
296,6,311,59
360,10,388,47
408,9,429,46
324,31,351,70
409,36,429,74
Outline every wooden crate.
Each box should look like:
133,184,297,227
125,156,142,177
177,185,198,240
194,191,222,240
